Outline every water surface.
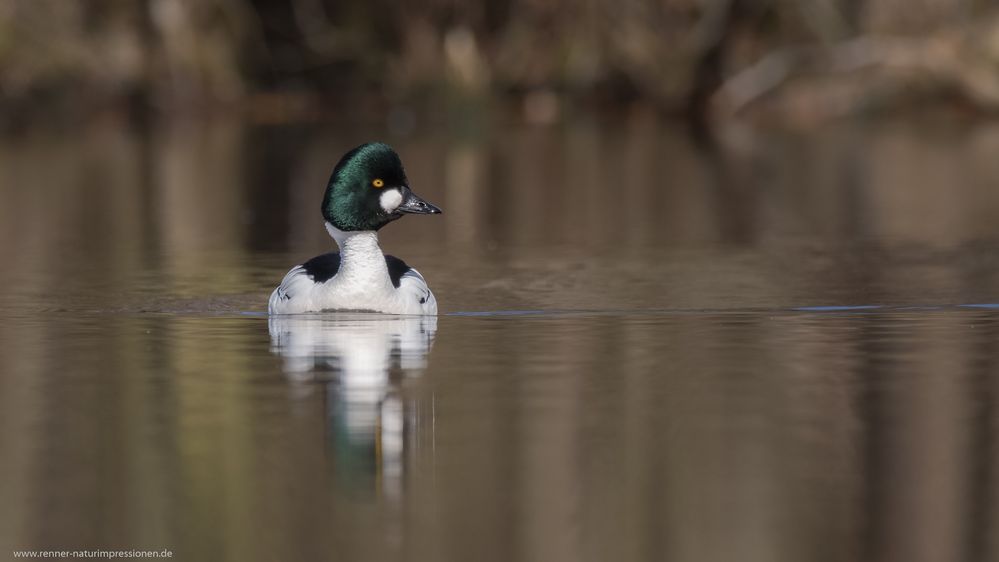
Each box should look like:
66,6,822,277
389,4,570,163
2,118,999,561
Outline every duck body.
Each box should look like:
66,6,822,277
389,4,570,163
268,142,441,316
269,225,437,315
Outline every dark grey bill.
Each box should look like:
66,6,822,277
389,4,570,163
396,188,442,215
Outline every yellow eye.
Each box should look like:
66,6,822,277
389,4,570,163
372,178,385,188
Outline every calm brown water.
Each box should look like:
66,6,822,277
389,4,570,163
3,117,999,562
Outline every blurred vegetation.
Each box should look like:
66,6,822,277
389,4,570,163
2,0,999,128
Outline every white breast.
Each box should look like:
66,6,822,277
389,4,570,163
268,267,437,315
269,227,437,315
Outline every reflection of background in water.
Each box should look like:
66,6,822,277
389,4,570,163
4,121,999,314
269,314,437,499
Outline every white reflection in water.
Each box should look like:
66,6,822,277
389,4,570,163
269,314,437,498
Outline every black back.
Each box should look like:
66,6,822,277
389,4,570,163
301,253,342,283
301,252,411,288
384,255,412,289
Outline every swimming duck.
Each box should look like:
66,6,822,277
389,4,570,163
268,143,442,315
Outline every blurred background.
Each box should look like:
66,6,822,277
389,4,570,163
5,2,999,562
4,0,999,129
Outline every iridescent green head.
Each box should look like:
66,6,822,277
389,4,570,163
322,142,441,232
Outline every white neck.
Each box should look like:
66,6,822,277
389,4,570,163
325,222,389,287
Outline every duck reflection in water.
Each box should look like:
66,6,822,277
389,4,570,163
269,314,437,497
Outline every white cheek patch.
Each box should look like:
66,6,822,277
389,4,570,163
380,189,403,213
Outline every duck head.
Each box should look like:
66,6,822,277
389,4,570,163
322,142,442,232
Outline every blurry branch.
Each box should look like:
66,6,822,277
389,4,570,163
713,37,918,113
688,0,745,127
713,19,999,119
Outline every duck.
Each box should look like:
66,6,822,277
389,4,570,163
268,142,442,315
